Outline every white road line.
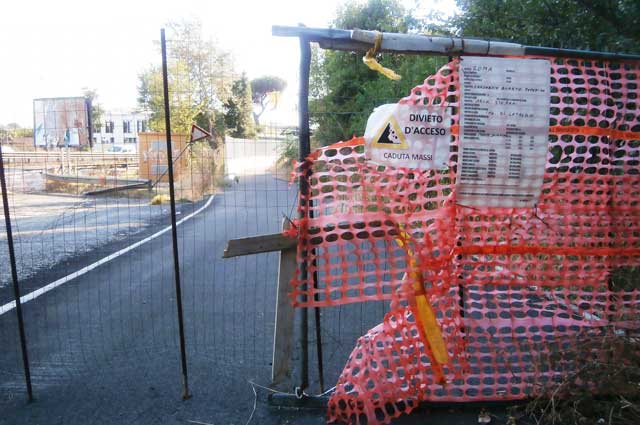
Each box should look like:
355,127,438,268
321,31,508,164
0,195,215,316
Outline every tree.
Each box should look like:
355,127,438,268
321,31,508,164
82,88,104,134
310,0,443,146
250,76,287,125
225,74,256,138
137,20,235,138
453,0,640,54
0,123,32,140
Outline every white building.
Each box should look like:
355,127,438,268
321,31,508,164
92,110,150,146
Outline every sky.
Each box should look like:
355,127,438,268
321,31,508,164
0,0,458,128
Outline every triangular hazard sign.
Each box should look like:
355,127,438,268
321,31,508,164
190,124,211,143
372,117,407,149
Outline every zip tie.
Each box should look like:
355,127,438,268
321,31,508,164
363,31,401,81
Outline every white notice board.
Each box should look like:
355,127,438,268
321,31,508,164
457,56,551,208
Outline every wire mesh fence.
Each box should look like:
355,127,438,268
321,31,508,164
0,26,398,423
0,27,292,417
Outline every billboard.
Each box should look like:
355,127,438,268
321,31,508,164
33,97,90,147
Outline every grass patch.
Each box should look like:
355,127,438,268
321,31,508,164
511,335,640,425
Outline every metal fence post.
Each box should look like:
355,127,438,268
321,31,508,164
0,145,33,402
296,35,325,395
160,28,191,401
297,36,312,395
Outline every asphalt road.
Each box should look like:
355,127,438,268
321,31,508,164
0,173,308,425
0,138,508,424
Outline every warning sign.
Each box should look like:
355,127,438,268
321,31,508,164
457,56,551,208
365,104,450,170
371,117,408,149
190,124,211,143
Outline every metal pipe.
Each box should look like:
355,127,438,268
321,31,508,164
161,28,191,401
313,304,324,392
268,392,525,410
297,35,312,394
523,45,639,61
86,98,93,149
296,34,325,394
272,25,640,61
0,144,33,402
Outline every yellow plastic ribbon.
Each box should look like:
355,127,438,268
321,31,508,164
396,230,449,365
362,32,402,81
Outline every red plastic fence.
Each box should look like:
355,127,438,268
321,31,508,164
290,57,640,424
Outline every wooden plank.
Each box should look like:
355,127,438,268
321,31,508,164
271,221,297,386
83,181,151,196
223,232,296,258
43,173,149,186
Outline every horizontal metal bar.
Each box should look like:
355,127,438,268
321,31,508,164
524,46,640,61
33,96,86,101
272,25,640,61
1,151,137,159
268,393,526,410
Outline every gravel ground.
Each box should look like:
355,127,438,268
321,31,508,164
0,192,193,290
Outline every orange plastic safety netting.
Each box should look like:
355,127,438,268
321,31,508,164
290,57,640,424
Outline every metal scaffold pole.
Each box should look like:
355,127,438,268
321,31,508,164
295,34,327,395
160,28,191,401
296,35,312,395
0,144,33,402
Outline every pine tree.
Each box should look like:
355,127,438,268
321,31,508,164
225,74,256,139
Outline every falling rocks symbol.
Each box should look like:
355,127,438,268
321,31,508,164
377,122,400,145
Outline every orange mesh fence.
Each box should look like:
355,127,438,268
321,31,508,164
290,57,640,424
